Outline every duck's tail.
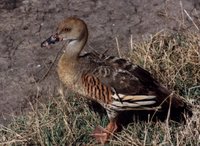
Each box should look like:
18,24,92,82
163,92,193,122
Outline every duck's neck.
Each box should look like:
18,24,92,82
63,41,83,59
58,30,88,85
59,38,87,72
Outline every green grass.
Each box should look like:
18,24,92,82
0,31,199,146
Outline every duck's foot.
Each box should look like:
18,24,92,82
91,126,109,144
91,120,118,144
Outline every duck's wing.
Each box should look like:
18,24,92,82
80,54,168,111
79,53,192,121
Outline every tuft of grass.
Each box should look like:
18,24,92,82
130,31,200,98
0,31,200,146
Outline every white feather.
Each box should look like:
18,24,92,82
112,101,140,107
112,94,156,101
135,101,156,105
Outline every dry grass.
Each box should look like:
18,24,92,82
0,31,200,146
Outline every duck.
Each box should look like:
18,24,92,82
41,17,192,144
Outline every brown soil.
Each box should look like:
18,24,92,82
0,0,199,125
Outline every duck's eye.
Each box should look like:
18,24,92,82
64,28,71,32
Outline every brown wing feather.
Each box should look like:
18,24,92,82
79,52,192,119
91,59,152,96
103,56,193,118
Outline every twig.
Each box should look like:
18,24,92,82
166,92,173,123
143,125,148,146
36,44,65,83
130,35,133,52
180,1,184,25
150,92,172,122
115,37,121,58
88,43,110,58
165,92,173,144
184,9,199,31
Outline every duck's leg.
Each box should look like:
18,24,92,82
91,110,118,144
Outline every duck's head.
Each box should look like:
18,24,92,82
41,17,88,48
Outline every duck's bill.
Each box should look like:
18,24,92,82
41,34,60,48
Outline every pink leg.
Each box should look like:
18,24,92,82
91,119,118,144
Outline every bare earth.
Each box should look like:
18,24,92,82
0,0,199,125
